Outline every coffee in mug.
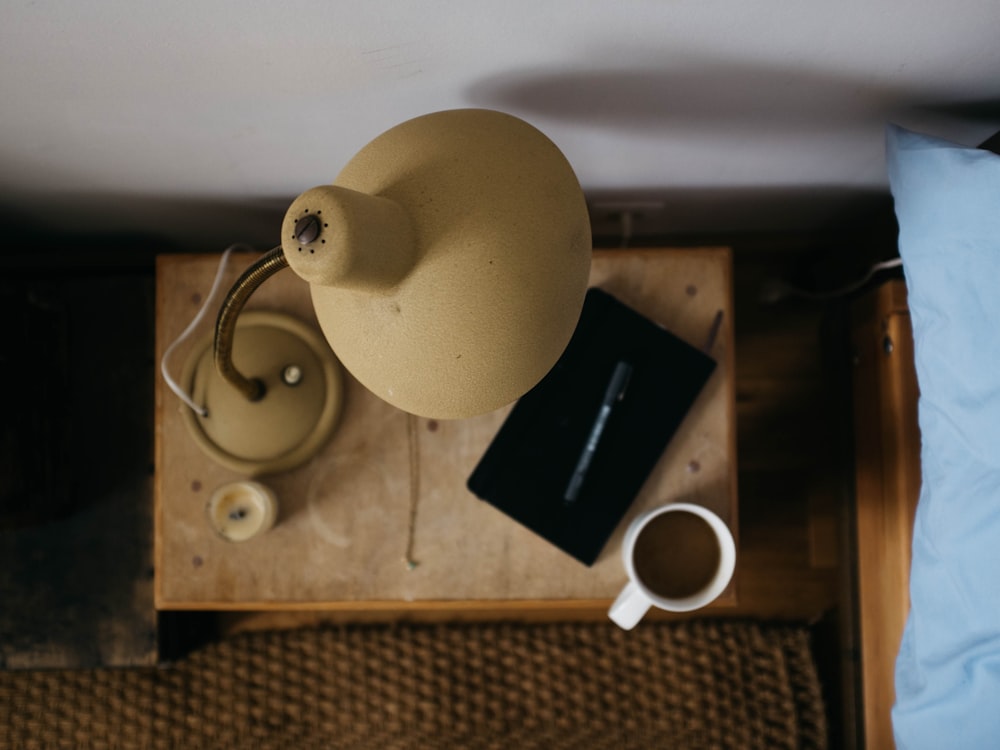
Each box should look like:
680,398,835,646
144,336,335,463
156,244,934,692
633,510,722,599
609,502,735,630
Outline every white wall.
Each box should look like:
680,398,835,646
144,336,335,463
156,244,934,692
2,1,999,247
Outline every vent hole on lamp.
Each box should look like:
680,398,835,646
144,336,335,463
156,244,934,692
310,249,315,254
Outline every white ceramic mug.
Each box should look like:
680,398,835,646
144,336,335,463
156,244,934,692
609,502,736,630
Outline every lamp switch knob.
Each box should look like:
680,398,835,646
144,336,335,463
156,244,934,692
294,214,322,245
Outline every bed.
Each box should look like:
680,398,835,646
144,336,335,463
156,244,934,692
851,125,1000,749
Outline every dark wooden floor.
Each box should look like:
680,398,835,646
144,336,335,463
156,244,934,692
728,242,849,622
0,268,157,669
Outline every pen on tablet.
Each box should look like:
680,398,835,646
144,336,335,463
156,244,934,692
703,309,723,354
564,360,634,504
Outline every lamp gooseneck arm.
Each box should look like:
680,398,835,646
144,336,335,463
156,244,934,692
214,246,289,402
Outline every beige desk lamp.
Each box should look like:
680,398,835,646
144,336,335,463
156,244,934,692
181,109,592,476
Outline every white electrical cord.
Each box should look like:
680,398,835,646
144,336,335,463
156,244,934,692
159,245,251,417
759,257,903,304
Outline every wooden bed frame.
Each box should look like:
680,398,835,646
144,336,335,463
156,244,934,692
850,279,920,750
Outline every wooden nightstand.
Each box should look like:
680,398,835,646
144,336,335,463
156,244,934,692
154,248,738,618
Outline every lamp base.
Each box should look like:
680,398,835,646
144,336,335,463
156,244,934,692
180,311,343,477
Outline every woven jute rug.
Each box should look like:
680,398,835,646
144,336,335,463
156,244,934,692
0,620,826,750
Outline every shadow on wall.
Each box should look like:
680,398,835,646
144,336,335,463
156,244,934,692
0,186,898,254
0,193,289,258
468,64,1000,235
467,65,902,135
585,185,896,244
466,63,1000,135
0,184,899,252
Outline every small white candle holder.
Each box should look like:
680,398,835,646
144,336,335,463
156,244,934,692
206,481,279,542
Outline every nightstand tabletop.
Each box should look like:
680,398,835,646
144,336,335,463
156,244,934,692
154,247,737,615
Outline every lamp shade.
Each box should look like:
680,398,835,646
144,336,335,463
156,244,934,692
280,109,592,419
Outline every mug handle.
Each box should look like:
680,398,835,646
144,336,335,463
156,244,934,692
608,581,650,630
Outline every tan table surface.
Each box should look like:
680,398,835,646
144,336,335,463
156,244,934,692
155,247,737,612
